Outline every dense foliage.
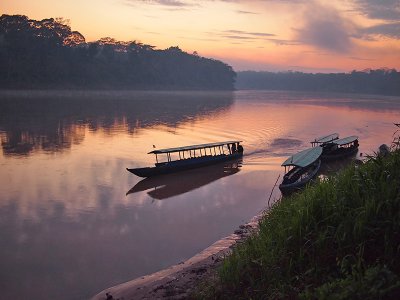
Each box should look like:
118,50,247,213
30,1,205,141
0,14,236,90
198,142,400,299
237,70,400,96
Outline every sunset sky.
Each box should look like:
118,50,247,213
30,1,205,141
1,0,400,72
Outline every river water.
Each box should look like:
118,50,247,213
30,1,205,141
0,90,399,299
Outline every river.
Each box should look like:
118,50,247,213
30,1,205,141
0,90,399,299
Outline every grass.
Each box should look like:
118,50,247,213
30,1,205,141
195,143,400,299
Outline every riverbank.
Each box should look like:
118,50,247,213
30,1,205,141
92,145,400,299
197,145,400,298
91,215,263,300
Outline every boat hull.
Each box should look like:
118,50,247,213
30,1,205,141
127,153,243,178
279,159,321,195
321,145,358,161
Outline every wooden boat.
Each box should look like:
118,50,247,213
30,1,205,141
321,136,359,161
126,159,241,200
310,133,339,147
127,141,244,178
279,147,322,195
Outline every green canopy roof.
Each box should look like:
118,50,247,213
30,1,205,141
311,133,339,144
149,141,242,154
333,136,358,146
282,146,322,168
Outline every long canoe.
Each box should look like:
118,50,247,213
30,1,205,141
127,141,243,178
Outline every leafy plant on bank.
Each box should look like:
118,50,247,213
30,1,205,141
201,140,400,299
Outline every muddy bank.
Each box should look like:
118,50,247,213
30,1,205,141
91,214,263,300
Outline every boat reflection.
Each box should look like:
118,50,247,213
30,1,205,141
126,159,242,200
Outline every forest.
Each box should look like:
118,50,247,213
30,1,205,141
0,14,236,90
236,69,400,96
1,14,399,94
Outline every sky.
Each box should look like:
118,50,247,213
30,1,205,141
1,0,400,72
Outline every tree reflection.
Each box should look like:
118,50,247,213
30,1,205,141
0,91,234,157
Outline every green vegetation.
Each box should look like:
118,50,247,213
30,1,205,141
198,144,400,299
0,14,236,90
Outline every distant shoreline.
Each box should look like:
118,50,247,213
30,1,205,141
0,86,235,91
1,88,399,98
235,70,400,96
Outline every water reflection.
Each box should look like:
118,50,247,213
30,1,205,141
127,159,242,200
0,165,268,300
0,90,234,157
1,90,399,300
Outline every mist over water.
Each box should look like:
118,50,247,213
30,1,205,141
0,90,399,299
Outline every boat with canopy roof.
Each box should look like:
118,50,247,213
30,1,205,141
126,159,241,199
279,146,323,195
127,141,243,177
321,135,359,161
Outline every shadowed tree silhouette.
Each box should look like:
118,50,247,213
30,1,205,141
0,14,236,90
236,69,400,96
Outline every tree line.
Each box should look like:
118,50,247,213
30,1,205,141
236,69,400,96
0,14,236,90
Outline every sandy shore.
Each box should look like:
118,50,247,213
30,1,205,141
91,214,263,300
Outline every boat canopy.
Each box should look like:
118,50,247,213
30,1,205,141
148,141,242,154
282,147,322,168
311,133,339,144
333,136,358,146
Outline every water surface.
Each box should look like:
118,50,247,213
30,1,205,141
0,90,399,299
